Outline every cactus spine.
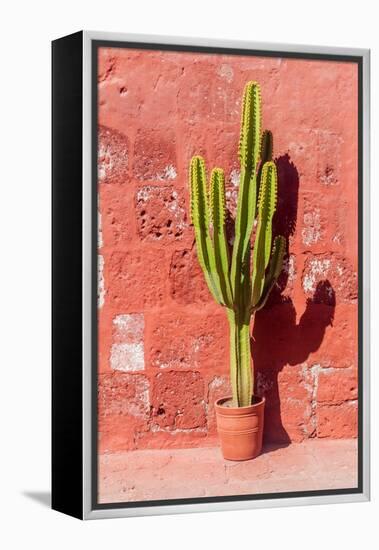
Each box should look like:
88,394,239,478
189,81,286,407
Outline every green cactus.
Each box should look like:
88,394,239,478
189,81,286,407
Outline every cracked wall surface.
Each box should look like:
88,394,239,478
97,47,358,452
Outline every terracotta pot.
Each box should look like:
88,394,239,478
215,396,265,461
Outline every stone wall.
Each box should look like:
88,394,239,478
97,47,358,452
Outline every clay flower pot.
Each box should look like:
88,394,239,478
215,396,265,461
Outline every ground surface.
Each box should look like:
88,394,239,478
99,438,357,503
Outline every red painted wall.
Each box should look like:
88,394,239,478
97,47,358,453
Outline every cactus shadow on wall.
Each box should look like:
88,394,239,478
250,154,336,447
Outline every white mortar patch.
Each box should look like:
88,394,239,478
98,255,105,308
155,164,177,181
98,209,103,248
218,64,234,83
301,363,321,436
283,255,296,282
126,376,150,417
98,139,128,182
192,334,213,354
111,313,145,371
302,208,321,246
98,192,103,248
225,171,240,222
302,258,331,293
208,376,227,390
110,342,144,372
98,143,115,181
113,313,144,341
230,169,240,187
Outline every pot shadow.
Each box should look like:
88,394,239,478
250,154,336,449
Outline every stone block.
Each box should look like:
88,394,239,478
133,128,177,181
135,185,188,241
151,371,206,431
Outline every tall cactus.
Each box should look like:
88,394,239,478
189,81,286,407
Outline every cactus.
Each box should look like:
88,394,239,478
189,81,286,407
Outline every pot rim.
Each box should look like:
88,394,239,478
215,395,265,412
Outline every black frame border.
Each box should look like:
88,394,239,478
91,40,364,511
52,31,84,519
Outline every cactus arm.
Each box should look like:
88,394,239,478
253,235,286,312
230,82,261,308
251,161,278,307
256,129,273,215
210,168,233,308
190,156,224,305
238,82,261,173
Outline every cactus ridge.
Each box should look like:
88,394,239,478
190,155,208,227
231,82,261,317
256,161,278,219
189,81,286,407
210,167,233,308
238,81,261,170
189,156,224,305
209,168,226,226
251,161,278,306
